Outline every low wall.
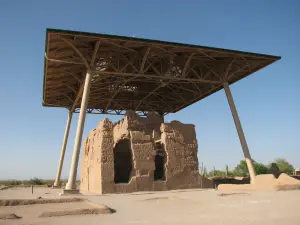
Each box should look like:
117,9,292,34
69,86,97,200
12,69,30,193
210,177,250,188
291,175,300,181
211,175,300,187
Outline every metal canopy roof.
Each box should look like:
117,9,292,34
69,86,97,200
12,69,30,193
43,28,280,116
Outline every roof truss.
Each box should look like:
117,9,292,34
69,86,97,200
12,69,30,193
43,29,280,115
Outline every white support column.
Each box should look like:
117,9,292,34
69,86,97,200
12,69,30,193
53,111,73,188
64,71,92,192
223,82,256,183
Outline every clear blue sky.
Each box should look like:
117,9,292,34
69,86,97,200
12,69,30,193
0,1,299,180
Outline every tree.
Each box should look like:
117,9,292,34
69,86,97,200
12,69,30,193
233,160,268,176
254,162,268,175
272,158,294,175
233,160,248,176
268,163,281,178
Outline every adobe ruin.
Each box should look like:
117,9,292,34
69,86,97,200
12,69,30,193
80,110,213,194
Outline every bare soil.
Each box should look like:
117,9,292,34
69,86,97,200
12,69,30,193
1,187,300,225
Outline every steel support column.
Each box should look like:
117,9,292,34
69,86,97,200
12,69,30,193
53,111,73,188
223,82,256,183
64,71,92,192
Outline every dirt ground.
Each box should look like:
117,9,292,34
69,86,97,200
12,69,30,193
1,187,300,225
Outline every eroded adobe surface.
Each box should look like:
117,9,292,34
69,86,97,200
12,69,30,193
80,111,213,194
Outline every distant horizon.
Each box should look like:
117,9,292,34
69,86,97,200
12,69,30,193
0,156,297,181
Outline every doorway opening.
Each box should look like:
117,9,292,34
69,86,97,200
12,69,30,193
113,139,133,183
154,142,166,181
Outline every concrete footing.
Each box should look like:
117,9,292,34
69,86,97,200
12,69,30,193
52,185,62,189
60,189,82,196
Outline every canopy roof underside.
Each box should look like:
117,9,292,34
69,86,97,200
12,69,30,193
43,28,280,116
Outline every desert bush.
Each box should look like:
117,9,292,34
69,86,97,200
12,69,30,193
0,180,22,186
29,177,44,185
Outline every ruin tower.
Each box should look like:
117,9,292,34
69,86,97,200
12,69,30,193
80,110,212,194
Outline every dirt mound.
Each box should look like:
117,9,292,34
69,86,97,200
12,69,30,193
0,197,84,206
0,213,22,220
218,174,300,192
277,173,300,185
276,173,300,190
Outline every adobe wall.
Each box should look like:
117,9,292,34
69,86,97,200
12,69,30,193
80,129,100,193
80,119,114,194
80,111,213,194
161,121,201,189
